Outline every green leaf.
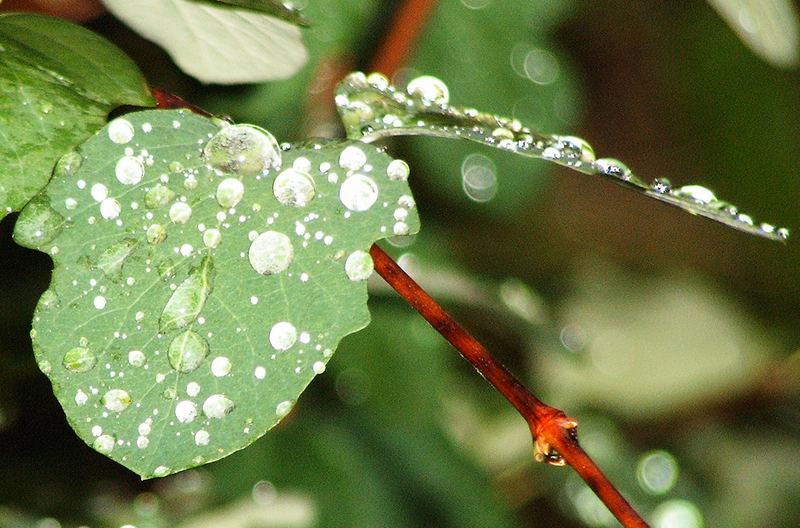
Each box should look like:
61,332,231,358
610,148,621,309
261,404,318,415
336,71,789,242
201,0,310,26
0,13,153,221
14,109,419,479
101,0,308,84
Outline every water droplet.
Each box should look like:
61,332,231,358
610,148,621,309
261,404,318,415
75,389,88,406
53,151,83,179
116,156,145,185
339,146,367,170
269,321,297,350
344,250,373,281
203,124,281,176
175,400,198,423
128,350,146,367
339,174,379,211
108,118,135,144
673,185,717,205
202,394,234,419
211,356,232,377
651,178,672,194
95,238,138,279
273,168,316,207
554,136,595,166
203,228,221,249
160,256,214,333
254,366,266,379
248,231,294,275
102,389,131,412
100,198,121,219
195,429,210,446
594,158,632,181
406,75,450,104
275,400,293,418
63,346,96,372
145,184,175,208
146,224,167,245
386,159,410,181
93,434,116,454
216,178,245,208
153,466,171,478
366,72,390,90
312,361,326,374
93,296,107,310
13,195,65,248
168,330,209,373
168,202,193,224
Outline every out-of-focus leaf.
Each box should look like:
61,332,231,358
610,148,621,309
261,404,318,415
707,0,799,68
533,259,776,418
336,71,789,241
0,13,153,222
102,0,308,84
14,109,419,478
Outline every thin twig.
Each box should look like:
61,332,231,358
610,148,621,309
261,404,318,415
370,244,648,527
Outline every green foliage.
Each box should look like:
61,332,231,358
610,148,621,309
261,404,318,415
14,109,419,478
0,13,153,222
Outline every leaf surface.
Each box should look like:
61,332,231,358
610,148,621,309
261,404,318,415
0,13,153,221
15,109,419,478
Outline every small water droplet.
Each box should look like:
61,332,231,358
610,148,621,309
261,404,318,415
366,72,390,90
339,146,368,170
406,75,450,104
145,184,175,209
339,174,379,211
100,198,121,219
175,400,198,423
153,466,171,478
203,124,281,176
275,400,293,418
386,159,410,181
93,295,107,310
168,330,209,373
673,185,717,205
63,346,96,372
202,394,234,419
248,231,294,275
13,195,66,248
102,389,131,412
273,168,316,207
594,158,632,181
203,228,221,249
159,257,214,333
195,429,210,446
269,321,297,351
312,361,326,374
108,118,135,144
53,151,83,179
128,350,146,367
146,224,167,245
211,356,232,377
116,156,145,185
93,434,116,454
168,202,193,224
344,250,373,281
651,178,672,194
216,178,245,208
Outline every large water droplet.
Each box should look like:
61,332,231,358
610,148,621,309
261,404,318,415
273,168,316,207
168,330,209,373
386,159,410,181
339,174,379,211
339,145,367,171
128,350,146,367
53,151,83,180
673,185,716,205
94,239,138,280
216,178,245,208
100,198,121,219
160,257,214,332
108,118,135,144
63,346,96,372
202,394,234,419
168,202,193,224
93,434,116,454
406,75,450,104
145,184,175,209
203,124,281,176
102,389,131,412
13,195,66,248
116,155,145,185
211,356,232,377
344,250,373,281
269,321,297,350
175,400,198,423
248,231,293,275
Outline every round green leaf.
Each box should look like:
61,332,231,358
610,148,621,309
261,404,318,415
14,109,419,478
0,13,153,221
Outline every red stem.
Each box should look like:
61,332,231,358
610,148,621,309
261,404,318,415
369,0,438,74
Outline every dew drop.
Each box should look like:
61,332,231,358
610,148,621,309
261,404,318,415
651,178,672,194
195,429,210,446
168,202,193,224
128,350,146,367
406,75,450,104
673,185,717,205
344,250,373,281
273,168,317,207
63,346,96,372
175,400,198,423
187,381,201,397
100,198,121,219
108,118,135,144
276,400,293,418
53,150,83,179
203,228,221,249
75,389,88,406
216,178,245,208
203,124,281,176
93,434,116,454
269,321,297,351
339,174,379,211
386,159,410,181
202,394,234,419
145,184,175,209
339,146,367,170
115,156,145,185
12,195,65,248
153,466,170,477
93,296,107,310
168,330,209,373
211,356,232,377
146,224,167,245
248,231,294,275
312,361,326,374
102,389,131,412
254,366,266,379
594,158,632,181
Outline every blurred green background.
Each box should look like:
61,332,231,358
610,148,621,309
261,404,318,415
1,0,799,526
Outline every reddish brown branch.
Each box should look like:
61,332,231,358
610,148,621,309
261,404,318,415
370,244,648,528
368,0,438,75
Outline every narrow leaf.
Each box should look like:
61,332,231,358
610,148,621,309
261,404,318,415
335,72,789,242
15,109,419,478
